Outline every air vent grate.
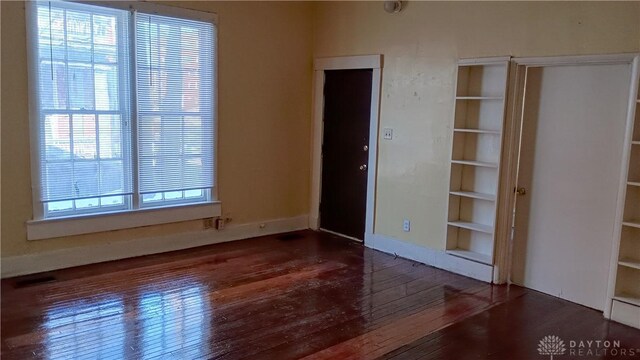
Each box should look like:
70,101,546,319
13,274,57,288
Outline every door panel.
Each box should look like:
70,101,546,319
320,69,372,240
511,64,631,310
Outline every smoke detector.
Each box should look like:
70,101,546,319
383,1,404,14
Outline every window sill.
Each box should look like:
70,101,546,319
26,201,222,240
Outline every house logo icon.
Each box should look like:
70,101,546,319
538,335,566,359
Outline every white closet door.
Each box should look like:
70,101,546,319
512,63,631,310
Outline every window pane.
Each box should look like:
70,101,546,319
142,192,163,203
37,7,65,61
68,63,94,110
44,114,71,160
184,189,203,198
100,160,124,194
66,11,92,62
73,161,99,197
100,195,124,207
98,115,122,159
45,162,73,200
72,114,97,159
183,116,202,155
47,200,73,212
164,191,182,200
76,197,99,209
39,62,68,110
94,64,119,110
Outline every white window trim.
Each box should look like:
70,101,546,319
27,201,222,240
25,1,220,240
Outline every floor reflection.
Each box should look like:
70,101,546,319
42,282,210,359
45,296,125,359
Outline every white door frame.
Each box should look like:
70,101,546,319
309,55,383,241
497,53,639,313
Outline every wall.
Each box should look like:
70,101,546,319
313,1,640,249
1,1,313,257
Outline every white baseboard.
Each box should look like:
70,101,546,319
365,233,494,282
1,215,309,278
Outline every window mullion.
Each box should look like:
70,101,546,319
128,10,141,210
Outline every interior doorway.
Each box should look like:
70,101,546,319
319,69,373,240
310,55,383,242
509,59,633,310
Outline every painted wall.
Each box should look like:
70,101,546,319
313,1,640,249
1,1,313,256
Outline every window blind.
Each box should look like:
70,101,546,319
35,2,132,211
134,13,215,197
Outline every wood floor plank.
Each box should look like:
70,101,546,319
2,230,639,360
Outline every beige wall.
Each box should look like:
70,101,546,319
313,1,640,249
3,1,640,259
1,1,313,256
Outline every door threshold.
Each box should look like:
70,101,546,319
319,228,363,243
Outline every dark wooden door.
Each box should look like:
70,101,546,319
320,69,373,240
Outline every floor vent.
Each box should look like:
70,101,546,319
14,274,57,288
276,233,305,241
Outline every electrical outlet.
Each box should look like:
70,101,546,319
215,218,225,230
403,219,411,232
383,128,393,140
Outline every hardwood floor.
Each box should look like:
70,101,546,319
2,230,639,359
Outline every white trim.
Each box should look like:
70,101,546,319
365,233,494,282
504,53,640,317
5,215,309,278
80,1,218,24
458,56,511,66
314,55,382,71
27,201,222,240
513,53,637,67
310,55,383,241
605,55,640,318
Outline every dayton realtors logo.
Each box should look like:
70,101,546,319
538,335,639,358
538,335,566,359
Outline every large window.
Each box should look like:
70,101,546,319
29,1,216,221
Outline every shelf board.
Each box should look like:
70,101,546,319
451,160,498,168
619,258,640,270
623,221,640,229
447,221,494,234
449,191,496,201
632,141,640,146
628,181,640,187
453,128,501,135
455,96,503,101
614,293,640,307
446,249,492,265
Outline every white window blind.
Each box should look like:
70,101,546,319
35,2,132,215
30,1,217,219
134,13,215,205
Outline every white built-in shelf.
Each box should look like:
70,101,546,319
455,96,503,101
451,160,498,168
619,258,640,270
628,181,640,187
448,221,494,234
449,191,496,202
623,221,640,229
614,294,640,307
453,128,501,135
446,249,492,265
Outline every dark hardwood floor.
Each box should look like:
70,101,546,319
2,230,639,359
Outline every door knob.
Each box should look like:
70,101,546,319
360,164,368,171
363,145,369,151
515,187,527,195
